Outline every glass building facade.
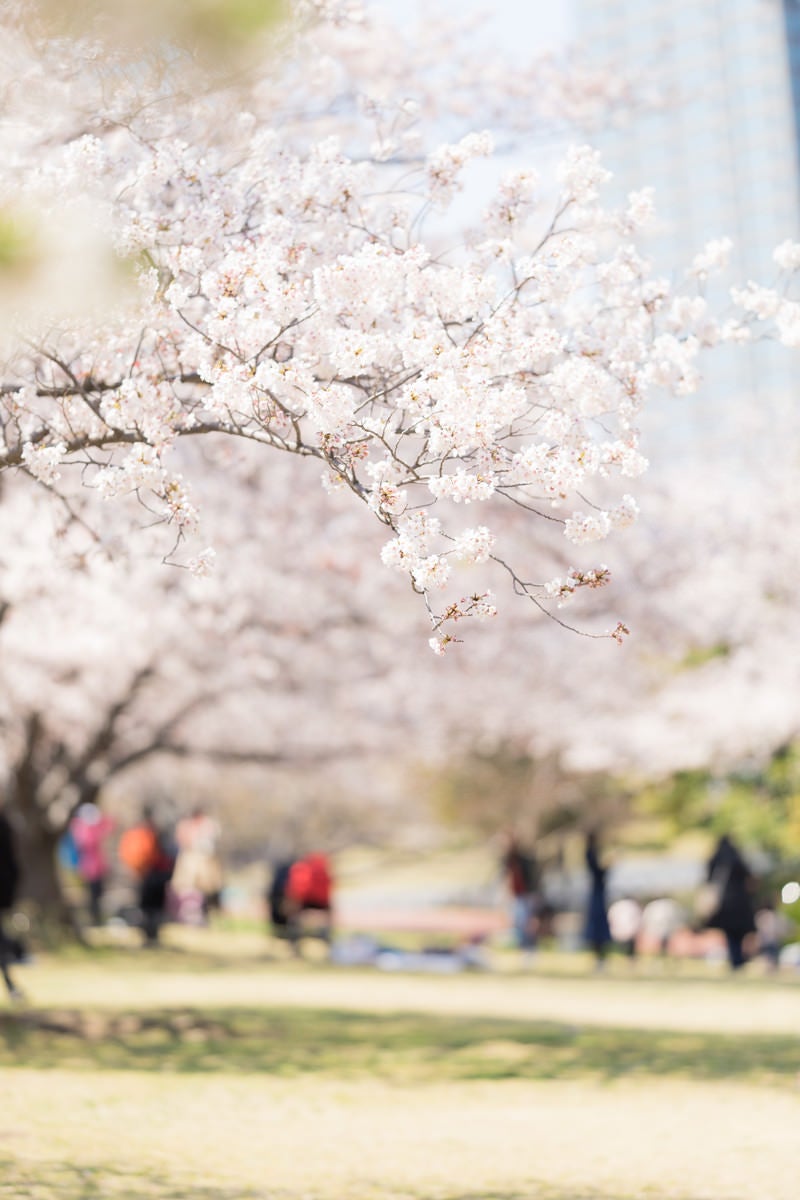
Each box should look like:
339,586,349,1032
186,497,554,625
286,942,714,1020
783,0,800,158
577,0,800,463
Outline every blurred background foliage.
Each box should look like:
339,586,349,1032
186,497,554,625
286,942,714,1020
637,743,800,862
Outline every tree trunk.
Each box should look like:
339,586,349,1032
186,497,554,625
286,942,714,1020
9,789,79,938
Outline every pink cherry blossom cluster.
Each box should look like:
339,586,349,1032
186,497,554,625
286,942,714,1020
544,566,612,607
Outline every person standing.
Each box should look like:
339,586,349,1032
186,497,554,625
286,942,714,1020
0,802,23,1001
119,808,175,946
584,831,611,968
70,802,114,926
501,832,539,954
706,834,756,970
172,807,223,923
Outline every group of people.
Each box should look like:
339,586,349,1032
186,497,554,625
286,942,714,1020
0,788,335,1000
0,800,226,998
503,828,782,972
73,809,335,953
501,830,612,961
65,804,223,944
0,796,791,1002
63,806,338,954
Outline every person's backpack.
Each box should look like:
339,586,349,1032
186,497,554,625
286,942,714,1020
286,853,332,908
118,825,159,877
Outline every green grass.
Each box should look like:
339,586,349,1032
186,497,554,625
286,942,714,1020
4,938,800,1200
2,1002,799,1085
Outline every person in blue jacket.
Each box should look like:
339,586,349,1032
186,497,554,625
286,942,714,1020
584,830,611,968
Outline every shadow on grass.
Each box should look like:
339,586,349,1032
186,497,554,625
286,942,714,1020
1,1004,799,1085
0,1159,269,1200
48,940,286,975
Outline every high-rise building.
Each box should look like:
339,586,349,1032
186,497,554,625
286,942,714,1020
577,0,800,460
782,1,800,153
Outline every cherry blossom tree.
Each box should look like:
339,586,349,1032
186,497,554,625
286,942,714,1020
4,402,798,920
1,0,774,653
559,463,800,779
2,0,799,928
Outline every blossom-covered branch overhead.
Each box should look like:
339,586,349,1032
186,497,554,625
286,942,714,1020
0,0,794,648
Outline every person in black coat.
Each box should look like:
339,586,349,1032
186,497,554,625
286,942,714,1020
0,804,23,1000
706,834,756,970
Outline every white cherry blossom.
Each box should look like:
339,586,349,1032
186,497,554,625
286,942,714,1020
0,1,795,652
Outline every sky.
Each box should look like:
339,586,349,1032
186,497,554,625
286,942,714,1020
445,0,574,54
374,0,574,57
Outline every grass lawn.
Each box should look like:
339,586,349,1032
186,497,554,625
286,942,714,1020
1,930,799,1200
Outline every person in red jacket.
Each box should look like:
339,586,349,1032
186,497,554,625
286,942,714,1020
274,852,334,953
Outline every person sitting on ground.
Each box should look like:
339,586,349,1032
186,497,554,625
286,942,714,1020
641,897,685,958
608,896,642,960
754,897,786,971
